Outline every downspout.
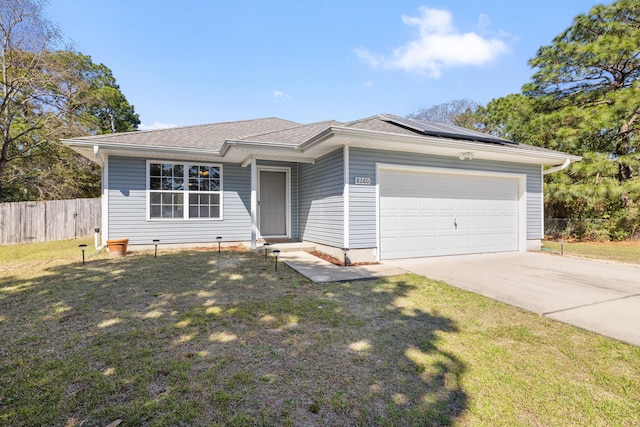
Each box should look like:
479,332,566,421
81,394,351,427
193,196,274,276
94,145,106,250
93,145,104,167
543,158,571,175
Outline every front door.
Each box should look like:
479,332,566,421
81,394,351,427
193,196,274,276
259,170,287,237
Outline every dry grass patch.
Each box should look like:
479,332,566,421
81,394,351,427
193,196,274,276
0,240,639,426
542,239,640,265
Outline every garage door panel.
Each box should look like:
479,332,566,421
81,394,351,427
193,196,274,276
379,196,399,211
455,198,472,212
419,236,437,250
437,199,455,212
380,169,519,260
438,216,454,230
471,216,486,229
420,198,437,210
380,215,399,235
400,197,419,211
399,215,418,231
420,215,437,231
381,237,398,254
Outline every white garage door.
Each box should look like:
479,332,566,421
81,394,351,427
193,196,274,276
379,169,519,259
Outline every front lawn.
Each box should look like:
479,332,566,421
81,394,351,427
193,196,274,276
542,239,640,265
1,240,639,426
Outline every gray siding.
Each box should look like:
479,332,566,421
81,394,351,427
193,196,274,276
298,149,344,247
348,148,543,249
107,156,252,244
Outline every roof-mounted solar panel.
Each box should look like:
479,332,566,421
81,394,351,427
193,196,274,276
382,115,518,146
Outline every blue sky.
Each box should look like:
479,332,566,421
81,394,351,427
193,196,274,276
47,1,603,130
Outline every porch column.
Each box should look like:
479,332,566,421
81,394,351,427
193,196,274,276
343,145,350,249
250,158,258,249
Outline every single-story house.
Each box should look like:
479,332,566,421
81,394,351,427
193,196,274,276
62,114,580,262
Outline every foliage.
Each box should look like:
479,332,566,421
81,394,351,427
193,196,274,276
0,0,139,202
408,98,480,125
457,0,640,240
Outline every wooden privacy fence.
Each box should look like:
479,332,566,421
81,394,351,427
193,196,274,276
0,198,101,245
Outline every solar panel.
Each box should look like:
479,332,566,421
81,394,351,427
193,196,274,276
382,115,518,146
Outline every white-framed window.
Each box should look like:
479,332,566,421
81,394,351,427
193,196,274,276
147,161,222,220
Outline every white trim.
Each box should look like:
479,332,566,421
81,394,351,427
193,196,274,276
300,127,581,166
102,154,109,245
375,163,527,260
375,164,380,261
257,166,291,239
540,164,545,239
251,159,258,249
145,160,223,221
343,145,350,249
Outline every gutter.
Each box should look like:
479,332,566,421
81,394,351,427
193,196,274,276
220,139,305,156
302,127,580,164
543,158,572,175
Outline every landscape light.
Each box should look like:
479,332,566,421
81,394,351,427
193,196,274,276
153,239,160,258
272,249,281,271
216,236,222,254
79,244,88,264
263,242,271,260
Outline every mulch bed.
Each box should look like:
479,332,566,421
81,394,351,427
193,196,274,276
309,250,379,267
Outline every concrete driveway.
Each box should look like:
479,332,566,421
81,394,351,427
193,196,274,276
385,252,640,347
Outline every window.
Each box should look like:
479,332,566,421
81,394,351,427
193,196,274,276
148,162,222,220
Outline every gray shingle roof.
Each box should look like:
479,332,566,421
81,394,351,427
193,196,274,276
340,115,422,136
240,120,342,145
64,114,575,161
70,117,301,150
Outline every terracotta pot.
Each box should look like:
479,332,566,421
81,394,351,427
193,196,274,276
106,238,129,257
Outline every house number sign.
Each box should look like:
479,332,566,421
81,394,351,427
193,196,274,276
354,177,371,185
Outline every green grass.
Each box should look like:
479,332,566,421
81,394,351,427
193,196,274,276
1,240,639,426
542,239,640,265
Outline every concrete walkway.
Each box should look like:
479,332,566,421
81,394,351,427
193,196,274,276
281,251,405,283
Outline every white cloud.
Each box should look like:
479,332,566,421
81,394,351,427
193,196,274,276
477,14,492,33
354,48,382,68
273,90,292,101
356,6,509,78
138,121,177,131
